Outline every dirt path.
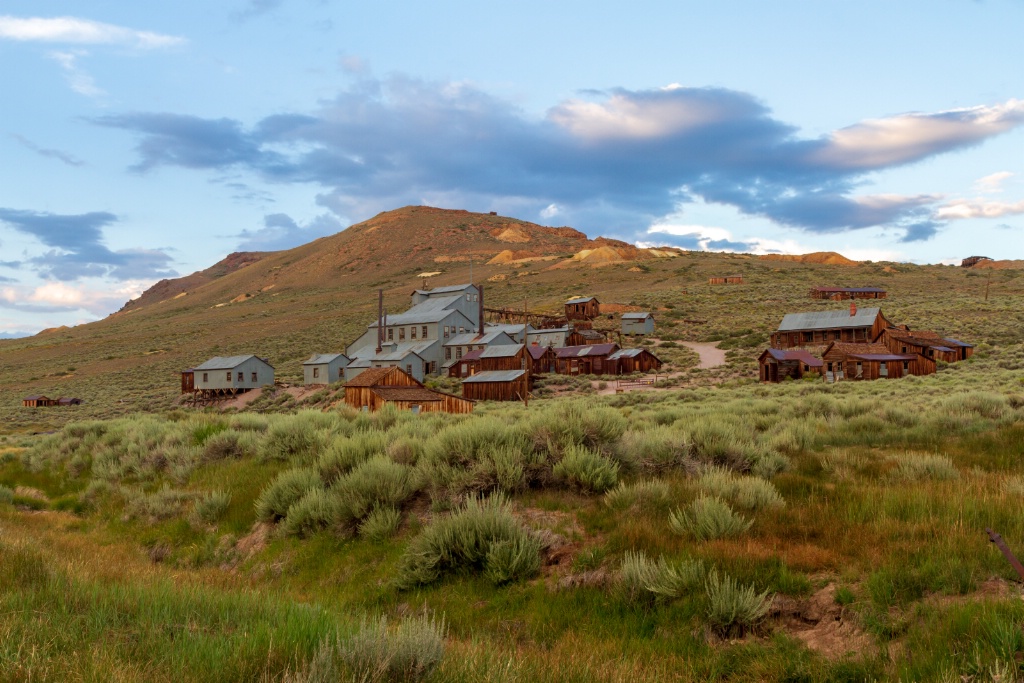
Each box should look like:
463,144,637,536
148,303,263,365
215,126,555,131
680,341,726,369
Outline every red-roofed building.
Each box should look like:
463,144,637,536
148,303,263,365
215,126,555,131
757,348,823,382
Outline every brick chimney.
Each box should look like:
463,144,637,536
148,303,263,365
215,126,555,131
850,301,857,317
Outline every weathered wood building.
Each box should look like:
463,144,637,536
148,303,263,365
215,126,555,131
442,330,516,372
448,348,484,379
758,349,823,383
461,369,529,402
22,395,56,407
555,343,620,375
191,355,275,397
565,296,600,321
770,304,891,348
569,327,607,346
621,312,655,335
821,342,934,382
961,256,993,268
343,366,473,414
607,348,663,374
809,287,887,300
874,328,974,363
526,326,569,348
528,344,558,375
302,353,350,385
709,275,744,284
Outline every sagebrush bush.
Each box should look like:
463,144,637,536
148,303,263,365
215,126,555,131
619,550,705,602
553,445,619,493
0,484,13,506
202,429,253,461
255,468,322,522
124,484,193,522
309,613,446,683
282,488,337,537
394,494,541,589
318,432,389,484
888,453,959,482
332,455,418,524
358,506,403,541
704,569,772,636
669,496,751,541
616,426,693,474
260,415,328,464
697,467,784,511
420,418,536,499
529,400,627,452
484,535,543,585
604,479,672,510
193,489,231,525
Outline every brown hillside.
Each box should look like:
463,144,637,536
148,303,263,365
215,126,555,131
121,251,270,311
971,259,1024,270
759,252,859,266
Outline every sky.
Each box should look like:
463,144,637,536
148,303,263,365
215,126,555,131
0,1,1022,336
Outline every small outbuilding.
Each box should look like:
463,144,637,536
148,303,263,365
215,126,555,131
56,397,83,406
758,349,823,383
448,348,484,379
565,296,600,321
821,342,933,382
621,312,655,335
709,275,744,284
22,395,56,407
555,343,620,375
527,345,558,375
874,328,973,363
810,287,887,300
461,369,529,402
343,366,473,414
303,353,350,385
607,348,663,374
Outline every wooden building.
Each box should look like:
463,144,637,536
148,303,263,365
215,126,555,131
22,395,56,407
770,304,891,348
961,256,993,268
758,349,823,383
302,353,350,385
343,366,473,414
56,397,83,406
192,355,275,397
567,327,607,346
555,343,620,375
448,348,484,379
180,369,195,393
709,275,744,284
621,312,655,335
565,296,600,321
528,344,558,375
821,342,934,382
461,369,529,402
874,328,974,363
607,348,663,374
810,287,887,300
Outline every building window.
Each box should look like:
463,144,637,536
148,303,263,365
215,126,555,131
422,325,428,338
411,326,417,339
466,293,472,301
445,347,452,360
313,367,320,379
443,325,449,338
833,331,841,340
387,328,393,341
406,364,412,375
473,293,478,302
238,371,244,382
803,332,813,343
901,346,907,353
203,373,208,382
252,372,258,382
459,326,465,334
399,327,406,341
880,362,888,377
226,372,232,382
338,367,344,378
456,347,462,359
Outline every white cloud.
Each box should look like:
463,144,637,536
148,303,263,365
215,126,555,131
540,204,560,219
0,15,184,48
811,99,1024,169
548,91,739,140
29,281,84,306
48,50,104,97
935,198,1024,220
973,171,1014,194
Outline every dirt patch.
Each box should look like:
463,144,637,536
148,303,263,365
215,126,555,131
218,387,264,410
492,226,532,243
771,584,872,659
14,486,48,502
681,342,726,369
223,521,274,570
927,576,1021,607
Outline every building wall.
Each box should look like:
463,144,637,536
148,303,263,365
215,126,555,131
371,353,426,382
621,317,654,335
527,329,567,348
462,377,529,402
195,357,274,390
304,357,348,385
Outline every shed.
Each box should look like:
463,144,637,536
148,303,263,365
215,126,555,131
192,355,275,396
343,366,473,414
770,304,891,348
56,397,83,406
810,286,887,300
621,312,655,335
22,395,55,407
874,328,973,362
302,353,350,385
821,342,933,382
461,369,529,402
554,343,620,375
607,348,663,374
565,296,600,321
758,349,823,383
527,344,558,375
180,369,195,394
709,275,744,284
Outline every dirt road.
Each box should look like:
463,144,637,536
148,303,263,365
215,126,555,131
680,341,726,369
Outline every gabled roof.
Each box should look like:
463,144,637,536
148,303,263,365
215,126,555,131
812,286,886,293
608,348,659,361
527,345,555,359
761,348,823,367
412,283,476,296
777,307,882,332
528,326,569,334
826,342,891,356
846,353,918,361
303,353,349,366
485,323,536,334
555,343,619,358
344,366,423,388
193,354,273,370
370,386,444,402
444,330,513,347
621,312,653,320
886,329,973,349
462,369,527,383
23,395,50,401
478,344,524,359
566,296,598,305
369,296,469,326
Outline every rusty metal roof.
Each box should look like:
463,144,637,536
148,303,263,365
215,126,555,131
762,348,823,366
369,386,445,402
462,370,527,383
565,296,597,305
344,366,421,388
527,345,555,359
555,343,619,358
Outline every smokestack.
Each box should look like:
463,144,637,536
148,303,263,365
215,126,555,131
377,289,383,352
850,301,857,317
478,285,484,335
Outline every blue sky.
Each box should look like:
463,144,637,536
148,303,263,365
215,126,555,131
1,1,1022,336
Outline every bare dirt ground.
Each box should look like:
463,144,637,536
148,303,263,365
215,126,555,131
680,342,727,369
589,341,726,395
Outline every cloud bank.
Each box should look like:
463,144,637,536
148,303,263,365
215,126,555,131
0,15,184,49
91,80,1024,243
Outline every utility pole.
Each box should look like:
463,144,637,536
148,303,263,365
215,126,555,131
522,296,529,407
985,268,992,302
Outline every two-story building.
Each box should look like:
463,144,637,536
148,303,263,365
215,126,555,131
770,304,891,349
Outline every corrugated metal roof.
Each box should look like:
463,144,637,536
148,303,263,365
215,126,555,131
846,353,917,361
942,337,973,348
608,348,643,359
461,369,527,383
763,348,823,366
527,345,555,359
193,354,272,370
303,353,348,365
555,343,619,358
813,287,886,293
372,341,432,362
485,323,536,334
621,312,652,320
565,296,597,305
777,308,881,332
369,295,466,326
444,330,512,347
479,344,524,358
412,284,475,295
370,386,444,401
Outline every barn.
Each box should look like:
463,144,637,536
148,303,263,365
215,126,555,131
758,349,823,382
565,296,600,321
810,286,887,300
343,366,473,414
821,342,934,382
461,369,529,402
874,328,973,362
621,312,655,335
607,348,663,374
303,353,350,385
555,343,620,375
770,304,891,348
